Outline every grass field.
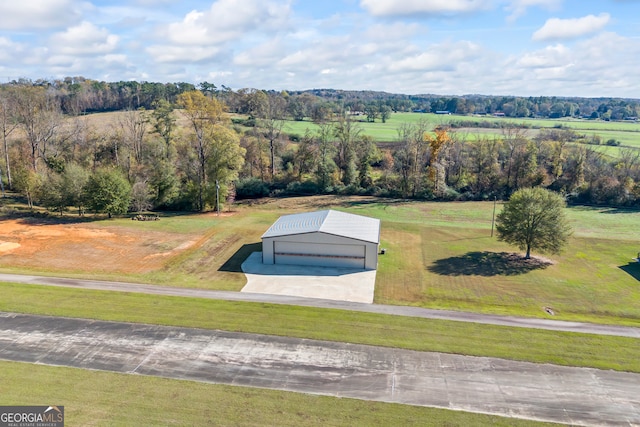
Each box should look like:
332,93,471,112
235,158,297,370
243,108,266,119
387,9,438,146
0,361,557,426
2,194,639,425
1,282,638,372
2,195,640,325
283,112,640,156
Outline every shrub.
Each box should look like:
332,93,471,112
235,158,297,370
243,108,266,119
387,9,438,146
235,177,270,199
284,180,321,196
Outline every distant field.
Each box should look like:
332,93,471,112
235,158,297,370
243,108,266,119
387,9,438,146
58,110,639,158
2,195,639,325
283,113,640,155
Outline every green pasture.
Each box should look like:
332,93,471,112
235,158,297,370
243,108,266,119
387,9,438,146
282,113,640,152
2,196,640,325
359,200,640,324
0,361,556,427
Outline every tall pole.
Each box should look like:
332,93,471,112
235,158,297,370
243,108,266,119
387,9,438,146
491,196,497,237
215,180,220,216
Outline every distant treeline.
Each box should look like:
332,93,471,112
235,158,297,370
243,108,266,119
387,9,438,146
0,78,639,216
5,77,640,121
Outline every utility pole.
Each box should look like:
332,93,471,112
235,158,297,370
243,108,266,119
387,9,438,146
491,196,497,237
0,167,4,197
215,180,220,216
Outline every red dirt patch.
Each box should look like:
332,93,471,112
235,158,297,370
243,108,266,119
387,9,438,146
0,219,196,274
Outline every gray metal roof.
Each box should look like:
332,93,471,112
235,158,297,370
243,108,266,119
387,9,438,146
261,210,380,243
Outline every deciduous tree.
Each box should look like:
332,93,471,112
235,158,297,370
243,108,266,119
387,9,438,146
177,90,226,210
0,87,19,189
177,90,244,211
333,115,361,186
13,86,63,172
425,127,451,195
85,168,132,218
496,187,571,259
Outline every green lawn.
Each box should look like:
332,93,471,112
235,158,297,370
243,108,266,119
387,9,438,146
360,200,640,324
282,113,640,149
2,196,640,325
1,283,638,373
0,361,557,427
2,195,639,425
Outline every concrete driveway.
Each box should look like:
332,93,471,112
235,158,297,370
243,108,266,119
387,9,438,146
241,252,376,303
0,312,638,427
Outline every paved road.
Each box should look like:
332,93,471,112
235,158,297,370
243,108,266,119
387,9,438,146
1,273,639,338
0,312,638,426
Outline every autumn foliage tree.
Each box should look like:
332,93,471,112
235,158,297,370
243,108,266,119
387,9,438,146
177,90,245,211
425,127,451,195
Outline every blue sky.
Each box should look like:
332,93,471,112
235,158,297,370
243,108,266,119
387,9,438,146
0,0,638,97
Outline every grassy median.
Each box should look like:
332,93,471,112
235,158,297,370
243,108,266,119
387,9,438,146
1,282,638,373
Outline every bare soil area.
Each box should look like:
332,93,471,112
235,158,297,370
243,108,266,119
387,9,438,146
0,218,197,274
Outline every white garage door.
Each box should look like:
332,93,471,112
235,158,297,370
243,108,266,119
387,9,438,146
274,241,365,268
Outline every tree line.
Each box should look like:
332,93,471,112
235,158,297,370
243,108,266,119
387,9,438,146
1,80,639,216
9,77,640,121
0,85,244,215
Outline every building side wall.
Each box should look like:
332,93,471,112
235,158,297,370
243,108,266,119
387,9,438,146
262,232,378,269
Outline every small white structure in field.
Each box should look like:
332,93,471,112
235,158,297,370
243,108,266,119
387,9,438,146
261,210,380,269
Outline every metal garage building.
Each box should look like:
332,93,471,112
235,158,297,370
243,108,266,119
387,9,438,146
261,210,380,270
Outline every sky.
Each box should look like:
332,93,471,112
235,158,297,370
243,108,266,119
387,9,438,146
0,0,639,98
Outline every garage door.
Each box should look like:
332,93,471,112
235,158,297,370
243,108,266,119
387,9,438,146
274,241,365,268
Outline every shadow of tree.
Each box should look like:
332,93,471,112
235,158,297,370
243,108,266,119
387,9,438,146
218,242,262,273
619,262,640,281
428,251,552,276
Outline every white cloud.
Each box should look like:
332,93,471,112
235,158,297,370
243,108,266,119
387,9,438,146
500,31,639,95
0,0,83,30
277,35,353,69
363,22,421,42
389,40,483,72
505,0,561,22
0,37,26,62
146,45,223,63
532,14,610,41
234,38,287,67
147,0,292,63
22,50,133,82
50,22,119,55
133,0,176,4
360,0,491,16
517,44,570,68
160,0,291,45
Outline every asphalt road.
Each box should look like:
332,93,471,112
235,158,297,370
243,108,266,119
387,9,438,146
1,273,639,338
1,312,639,426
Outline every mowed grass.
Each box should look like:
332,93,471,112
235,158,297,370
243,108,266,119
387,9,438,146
0,362,557,427
360,200,640,325
282,113,640,148
2,195,640,325
1,283,638,373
